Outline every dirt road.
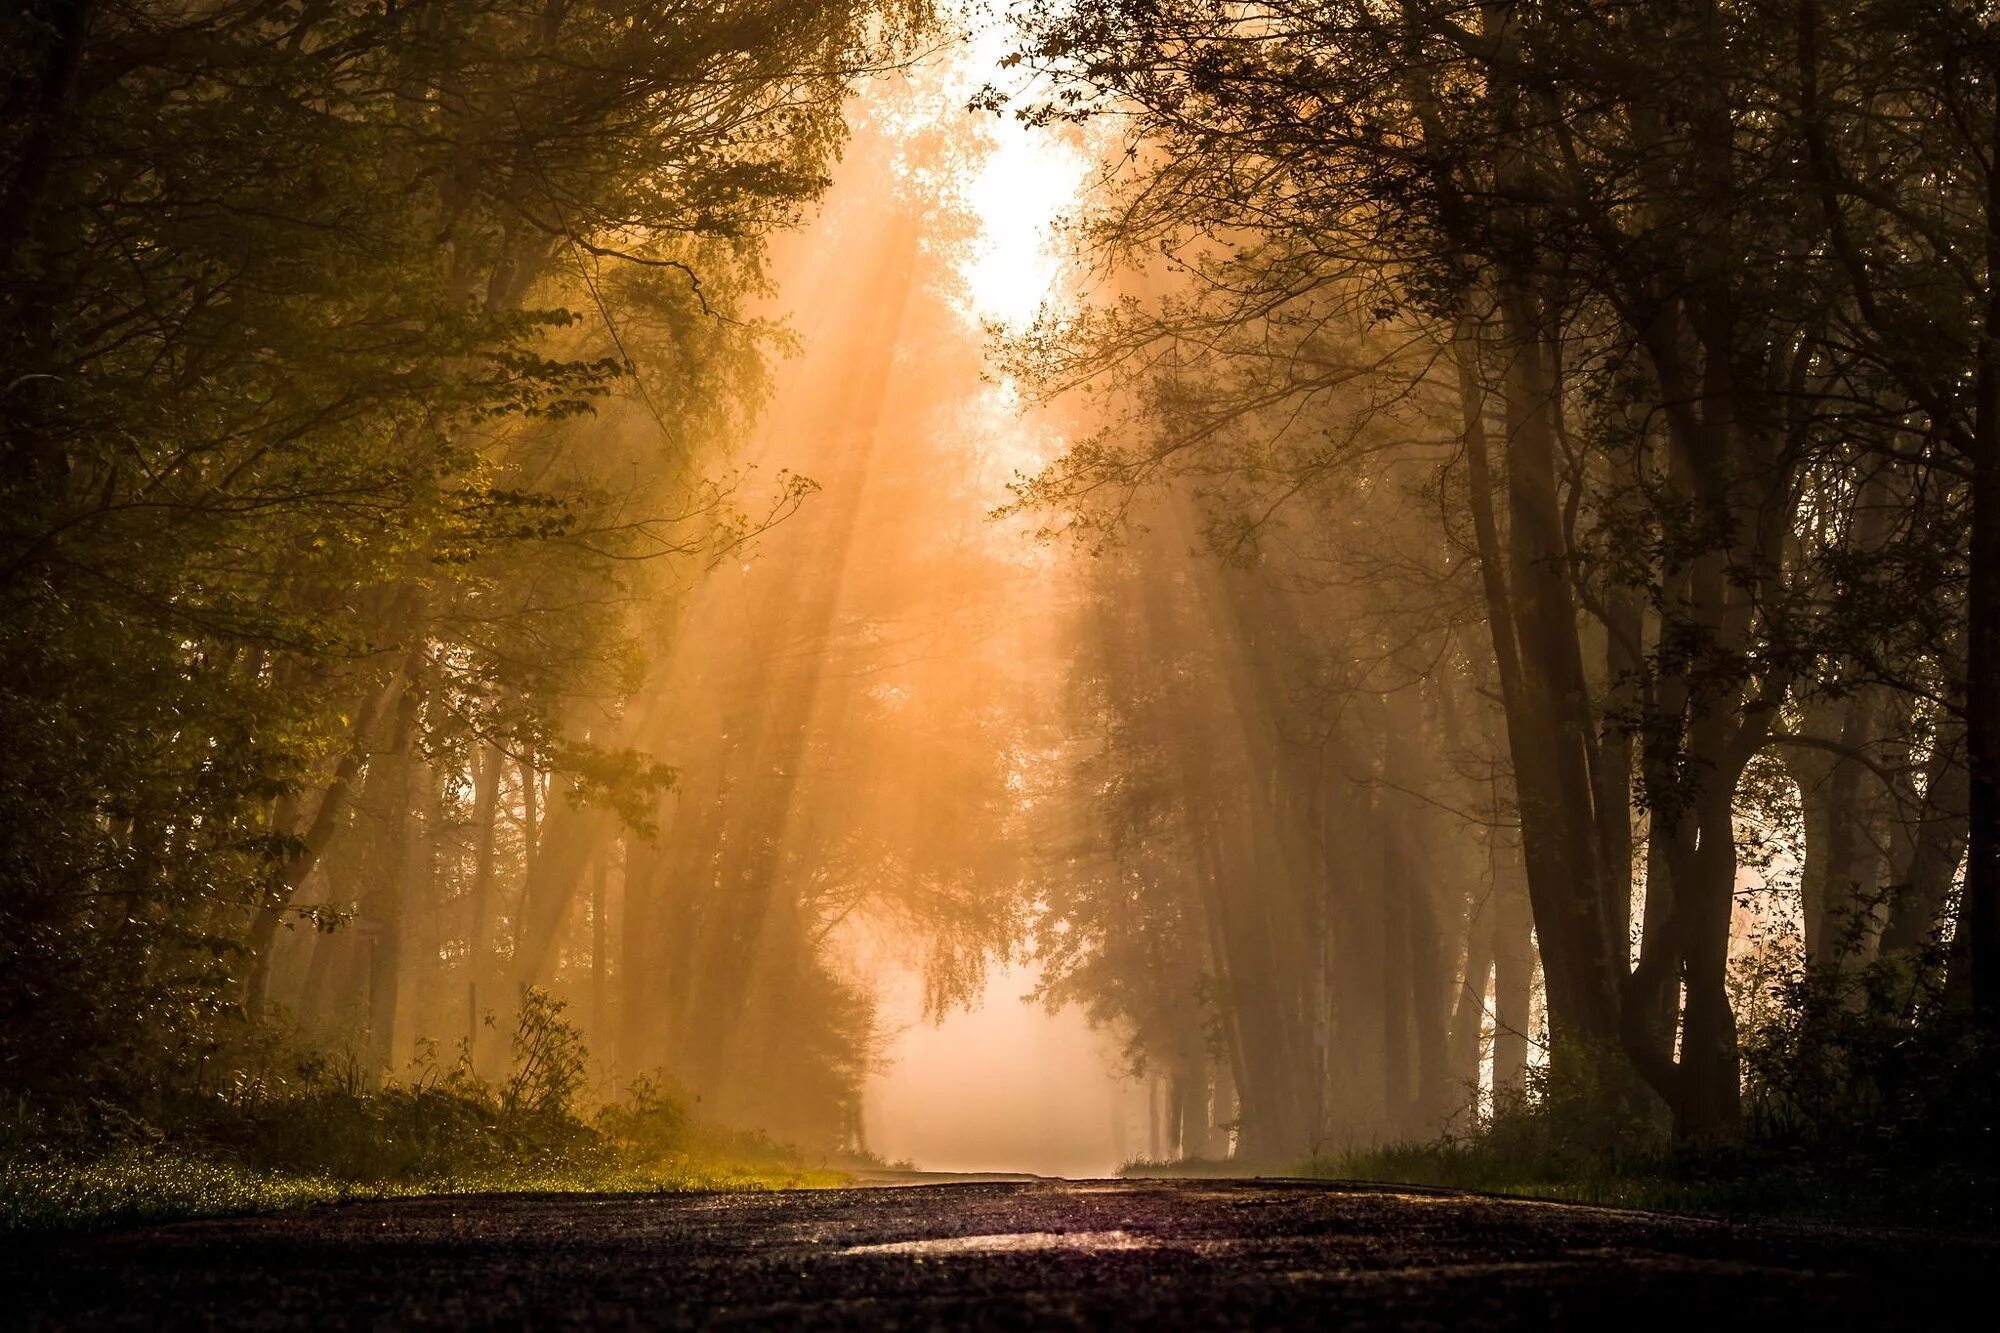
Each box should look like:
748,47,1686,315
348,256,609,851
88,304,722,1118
6,1178,1989,1329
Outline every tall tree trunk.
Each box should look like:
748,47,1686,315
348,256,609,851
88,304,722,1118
1597,586,1642,951
1205,1057,1237,1159
243,674,401,1020
1462,298,1626,1083
1380,805,1413,1135
1674,774,1743,1137
1492,873,1535,1103
0,0,92,278
516,753,539,967
1965,83,2000,1016
362,651,423,1082
1879,729,1971,963
404,755,443,1057
617,817,671,1075
1449,899,1496,1105
1788,692,1887,968
464,742,502,1067
591,842,613,1044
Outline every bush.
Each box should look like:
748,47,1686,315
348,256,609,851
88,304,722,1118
1736,953,2000,1221
38,988,611,1185
1303,958,2000,1226
0,986,857,1232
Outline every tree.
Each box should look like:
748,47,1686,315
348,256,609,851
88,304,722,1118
0,0,926,1105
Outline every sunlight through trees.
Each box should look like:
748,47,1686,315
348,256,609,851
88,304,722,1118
4,0,1999,1230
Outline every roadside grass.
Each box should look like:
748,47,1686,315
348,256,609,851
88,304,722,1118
1128,1109,1997,1226
1116,1143,1984,1224
1118,1149,1740,1214
1295,1143,1767,1217
2,1154,364,1234
0,1150,846,1235
1278,994,2000,1229
1,993,852,1235
1288,1139,1997,1228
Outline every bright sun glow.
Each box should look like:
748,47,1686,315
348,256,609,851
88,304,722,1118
958,126,1088,329
948,20,1091,331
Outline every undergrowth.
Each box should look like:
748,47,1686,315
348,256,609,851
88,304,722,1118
0,990,848,1233
1294,957,2000,1228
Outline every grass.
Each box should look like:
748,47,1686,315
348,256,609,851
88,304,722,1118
0,1148,849,1235
2,1154,369,1234
1119,1149,1753,1213
1291,1138,1997,1228
1297,1143,1741,1214
0,993,859,1234
1270,1003,2000,1230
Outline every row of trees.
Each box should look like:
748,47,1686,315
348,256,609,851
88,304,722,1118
1002,0,1995,1153
0,0,931,1127
1031,505,1537,1160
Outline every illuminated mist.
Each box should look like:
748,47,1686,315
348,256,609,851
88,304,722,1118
131,0,1980,1191
607,39,1139,1170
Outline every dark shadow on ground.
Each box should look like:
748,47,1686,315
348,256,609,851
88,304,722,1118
6,1178,1991,1329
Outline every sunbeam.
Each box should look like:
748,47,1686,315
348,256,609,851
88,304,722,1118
7,1,1996,1303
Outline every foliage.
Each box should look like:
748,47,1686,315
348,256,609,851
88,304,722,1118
1304,964,2000,1227
993,0,1998,1160
1737,955,2000,1219
0,0,927,1122
502,989,591,1121
0,989,845,1233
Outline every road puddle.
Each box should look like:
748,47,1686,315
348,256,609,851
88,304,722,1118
838,1230,1155,1257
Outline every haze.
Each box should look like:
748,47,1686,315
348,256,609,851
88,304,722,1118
6,0,1996,1219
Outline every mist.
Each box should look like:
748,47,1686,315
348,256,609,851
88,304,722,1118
5,0,1998,1230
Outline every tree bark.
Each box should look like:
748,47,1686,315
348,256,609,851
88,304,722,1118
242,674,401,1020
1879,730,1971,962
361,650,423,1082
464,742,502,1067
1965,76,2000,1016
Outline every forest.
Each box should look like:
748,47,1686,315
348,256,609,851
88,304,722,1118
3,0,1999,1236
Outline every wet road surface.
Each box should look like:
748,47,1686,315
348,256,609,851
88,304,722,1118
6,1177,1992,1329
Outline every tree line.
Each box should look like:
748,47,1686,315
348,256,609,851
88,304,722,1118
0,0,934,1136
1002,0,1999,1162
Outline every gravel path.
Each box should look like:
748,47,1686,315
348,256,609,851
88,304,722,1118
7,1178,1991,1329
